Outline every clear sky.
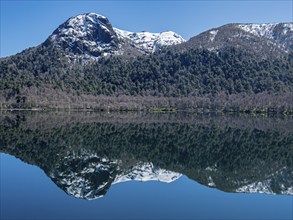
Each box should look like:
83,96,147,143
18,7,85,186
1,0,292,57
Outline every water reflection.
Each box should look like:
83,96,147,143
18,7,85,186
0,111,292,200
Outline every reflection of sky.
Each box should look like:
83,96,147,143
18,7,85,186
1,153,292,219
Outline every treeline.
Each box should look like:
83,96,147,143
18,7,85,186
0,45,293,111
1,87,292,113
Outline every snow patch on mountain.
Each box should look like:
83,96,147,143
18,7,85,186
153,31,186,51
114,28,185,53
114,162,182,184
237,23,293,41
282,23,293,34
238,23,278,40
209,30,218,42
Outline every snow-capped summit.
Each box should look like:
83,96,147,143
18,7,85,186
114,28,185,53
44,13,293,60
45,13,121,58
45,13,185,59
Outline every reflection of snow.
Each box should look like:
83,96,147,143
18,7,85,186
207,176,216,187
49,152,181,200
236,167,293,195
114,161,182,184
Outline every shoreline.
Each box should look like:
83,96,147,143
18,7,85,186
0,107,292,116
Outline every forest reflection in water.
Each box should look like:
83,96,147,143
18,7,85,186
0,111,292,201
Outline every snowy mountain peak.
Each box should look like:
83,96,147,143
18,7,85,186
45,13,185,59
46,13,120,58
67,13,108,28
114,28,185,53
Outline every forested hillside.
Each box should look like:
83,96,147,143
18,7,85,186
0,14,292,112
0,45,292,112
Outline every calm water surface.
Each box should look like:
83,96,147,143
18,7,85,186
0,111,292,219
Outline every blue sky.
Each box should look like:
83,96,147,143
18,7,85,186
1,0,292,57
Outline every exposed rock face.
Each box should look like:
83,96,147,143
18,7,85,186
45,13,121,58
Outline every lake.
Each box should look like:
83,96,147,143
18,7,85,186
0,111,292,219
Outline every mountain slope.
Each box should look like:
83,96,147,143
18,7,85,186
181,22,293,58
114,28,185,53
237,23,293,50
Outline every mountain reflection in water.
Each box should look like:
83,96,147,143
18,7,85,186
0,111,292,200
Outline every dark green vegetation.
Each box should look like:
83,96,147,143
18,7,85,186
1,111,292,198
1,44,293,112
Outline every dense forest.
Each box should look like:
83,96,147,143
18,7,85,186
0,44,293,112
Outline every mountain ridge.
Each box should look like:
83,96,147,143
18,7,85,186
176,22,293,58
0,13,292,112
4,12,292,60
43,12,185,60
